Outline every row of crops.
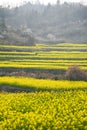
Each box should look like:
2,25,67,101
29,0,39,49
0,76,87,129
0,43,87,129
0,76,87,91
0,43,87,70
0,43,87,51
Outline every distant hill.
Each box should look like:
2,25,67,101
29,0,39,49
0,2,87,44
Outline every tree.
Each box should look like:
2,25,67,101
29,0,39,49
0,6,6,32
57,0,60,5
28,35,36,46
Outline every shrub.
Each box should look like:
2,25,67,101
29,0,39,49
65,65,87,81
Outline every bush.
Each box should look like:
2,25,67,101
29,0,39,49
65,65,87,81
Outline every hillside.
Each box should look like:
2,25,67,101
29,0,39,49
4,2,87,44
0,2,87,45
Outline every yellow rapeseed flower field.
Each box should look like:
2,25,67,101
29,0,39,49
0,43,87,70
0,91,87,129
0,43,87,129
0,76,87,91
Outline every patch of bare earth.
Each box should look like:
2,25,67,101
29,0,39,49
0,86,31,93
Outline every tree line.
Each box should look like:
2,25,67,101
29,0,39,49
0,1,87,43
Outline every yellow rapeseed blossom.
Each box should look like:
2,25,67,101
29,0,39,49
0,91,87,129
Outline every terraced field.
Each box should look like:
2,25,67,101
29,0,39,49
0,43,87,129
0,43,87,70
0,76,87,92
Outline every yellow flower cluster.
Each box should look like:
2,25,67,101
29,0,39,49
0,91,87,129
0,76,87,91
